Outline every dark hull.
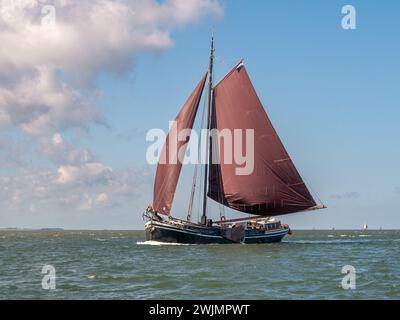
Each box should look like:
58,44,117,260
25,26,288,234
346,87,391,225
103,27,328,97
145,221,288,244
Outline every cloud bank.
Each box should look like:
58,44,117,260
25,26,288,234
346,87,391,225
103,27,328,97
0,0,222,221
331,192,359,200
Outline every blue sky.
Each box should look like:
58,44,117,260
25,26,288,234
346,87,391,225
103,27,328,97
1,0,399,229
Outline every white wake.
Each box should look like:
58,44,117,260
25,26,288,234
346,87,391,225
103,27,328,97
136,240,192,246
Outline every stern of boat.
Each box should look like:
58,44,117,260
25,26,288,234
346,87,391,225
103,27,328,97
242,219,292,244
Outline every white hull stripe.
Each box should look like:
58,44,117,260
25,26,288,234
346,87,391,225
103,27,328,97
245,230,288,238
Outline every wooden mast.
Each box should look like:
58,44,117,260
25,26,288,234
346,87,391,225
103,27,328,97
201,33,214,225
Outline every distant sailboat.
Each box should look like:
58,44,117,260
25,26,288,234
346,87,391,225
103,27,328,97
143,36,326,244
363,223,368,230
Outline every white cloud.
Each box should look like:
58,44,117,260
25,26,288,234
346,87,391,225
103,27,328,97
52,133,63,145
79,192,109,211
57,162,112,184
0,166,151,214
0,65,103,136
0,0,222,84
0,0,222,221
0,0,222,134
40,133,94,166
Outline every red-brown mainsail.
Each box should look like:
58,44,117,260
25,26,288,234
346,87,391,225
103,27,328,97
208,63,316,215
153,73,207,215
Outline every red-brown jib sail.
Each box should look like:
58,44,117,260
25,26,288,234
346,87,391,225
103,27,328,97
208,63,316,216
153,74,207,215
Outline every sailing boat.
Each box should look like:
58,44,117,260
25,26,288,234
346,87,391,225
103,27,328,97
143,36,326,244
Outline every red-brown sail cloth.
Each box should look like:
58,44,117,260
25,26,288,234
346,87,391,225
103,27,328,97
208,63,316,216
153,73,207,215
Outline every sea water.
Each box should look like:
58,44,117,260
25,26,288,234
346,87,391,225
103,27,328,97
0,230,399,299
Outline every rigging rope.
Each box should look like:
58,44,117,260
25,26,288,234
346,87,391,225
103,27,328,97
302,173,325,207
187,93,207,221
215,56,241,69
197,95,208,223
